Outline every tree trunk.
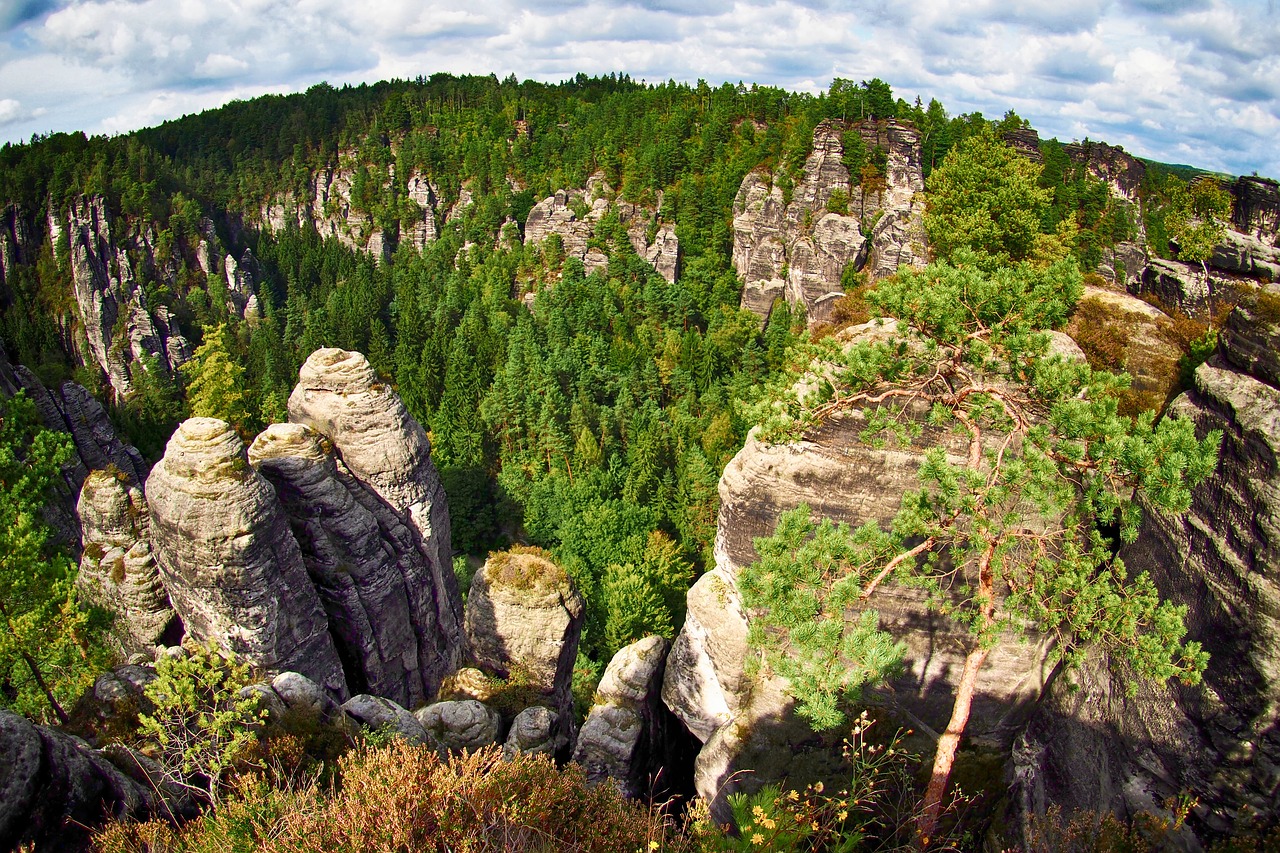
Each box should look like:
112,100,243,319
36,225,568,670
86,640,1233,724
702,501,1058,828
915,643,989,847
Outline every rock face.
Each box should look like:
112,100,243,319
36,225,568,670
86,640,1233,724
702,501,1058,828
573,635,672,798
464,548,585,725
1016,287,1280,843
76,470,179,654
1065,140,1147,203
0,203,34,288
340,694,433,745
1210,229,1280,281
288,348,463,696
0,709,196,852
261,153,443,257
663,321,1054,816
63,195,194,399
249,423,439,707
523,173,679,283
145,417,348,698
1065,285,1182,399
733,119,926,325
1229,175,1280,244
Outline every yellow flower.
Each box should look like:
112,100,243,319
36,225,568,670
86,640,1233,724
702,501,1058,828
813,781,824,793
838,811,848,821
649,843,660,850
752,805,766,819
762,818,776,830
751,833,764,845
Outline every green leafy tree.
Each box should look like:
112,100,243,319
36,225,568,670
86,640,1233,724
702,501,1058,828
740,253,1219,843
923,128,1055,271
0,392,111,724
1166,176,1233,279
139,639,265,806
181,324,255,433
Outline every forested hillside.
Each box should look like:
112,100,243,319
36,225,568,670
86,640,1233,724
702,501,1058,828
4,71,1279,851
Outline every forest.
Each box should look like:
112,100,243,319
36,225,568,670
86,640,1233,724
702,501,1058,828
0,70,1256,851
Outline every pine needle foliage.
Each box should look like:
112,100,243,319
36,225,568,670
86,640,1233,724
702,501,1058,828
740,250,1220,838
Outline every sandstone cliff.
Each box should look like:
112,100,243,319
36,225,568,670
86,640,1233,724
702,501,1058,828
145,417,349,698
1016,286,1280,841
733,119,926,325
522,172,679,283
249,422,439,707
288,347,463,696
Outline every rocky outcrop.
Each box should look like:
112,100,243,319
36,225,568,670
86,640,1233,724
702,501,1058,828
261,154,443,257
0,709,197,852
1138,258,1247,321
340,694,434,745
76,470,179,654
463,548,585,726
415,699,500,752
1065,285,1182,398
0,203,34,288
249,423,437,707
573,635,672,798
1002,127,1043,163
523,173,679,283
1210,229,1280,281
503,705,566,758
1016,287,1280,843
1065,140,1147,204
733,119,925,324
288,348,463,696
145,417,349,698
1229,175,1280,244
64,195,188,399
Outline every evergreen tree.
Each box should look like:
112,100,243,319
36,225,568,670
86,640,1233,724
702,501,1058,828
181,324,255,434
0,393,111,724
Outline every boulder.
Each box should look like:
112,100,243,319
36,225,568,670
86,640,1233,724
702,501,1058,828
1229,175,1280,244
414,700,501,752
249,423,436,707
288,348,463,696
76,470,179,654
0,709,196,851
503,706,565,759
463,548,585,724
145,417,348,698
1210,228,1280,281
573,635,672,798
340,694,434,746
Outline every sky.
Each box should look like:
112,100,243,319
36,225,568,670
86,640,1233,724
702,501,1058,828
1,0,1278,177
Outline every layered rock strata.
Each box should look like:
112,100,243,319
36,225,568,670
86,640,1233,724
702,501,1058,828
145,417,348,698
288,348,463,696
1017,288,1280,842
249,423,436,706
76,470,179,654
733,119,926,324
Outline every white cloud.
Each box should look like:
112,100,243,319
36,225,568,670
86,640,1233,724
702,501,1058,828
0,0,1276,176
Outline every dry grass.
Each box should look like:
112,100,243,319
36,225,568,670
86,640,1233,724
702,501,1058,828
485,545,568,593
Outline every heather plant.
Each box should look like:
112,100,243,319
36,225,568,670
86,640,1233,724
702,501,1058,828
97,741,694,853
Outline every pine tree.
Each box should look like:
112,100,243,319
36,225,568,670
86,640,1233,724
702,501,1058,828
181,323,255,434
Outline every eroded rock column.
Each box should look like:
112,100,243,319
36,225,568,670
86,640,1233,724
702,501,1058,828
145,417,347,698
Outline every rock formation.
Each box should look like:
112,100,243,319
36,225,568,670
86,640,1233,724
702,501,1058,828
463,548,585,726
340,694,434,745
663,319,1056,815
523,173,679,283
145,417,348,698
288,348,463,696
415,699,500,752
573,635,672,798
733,119,926,325
0,709,197,852
503,705,566,758
1229,175,1280,244
249,422,437,707
1015,285,1280,841
76,470,179,654
1065,140,1147,204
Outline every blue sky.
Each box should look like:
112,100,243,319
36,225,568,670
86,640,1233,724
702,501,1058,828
1,0,1277,177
